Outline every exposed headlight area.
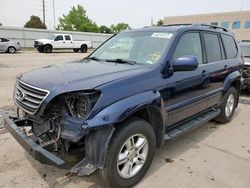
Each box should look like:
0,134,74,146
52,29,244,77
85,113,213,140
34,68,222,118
64,90,101,120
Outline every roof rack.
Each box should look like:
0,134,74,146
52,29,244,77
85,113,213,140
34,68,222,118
163,23,228,32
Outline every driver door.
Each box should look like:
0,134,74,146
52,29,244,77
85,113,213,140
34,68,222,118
53,35,64,49
165,32,210,126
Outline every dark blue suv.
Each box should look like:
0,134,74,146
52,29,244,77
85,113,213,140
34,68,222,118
5,24,243,188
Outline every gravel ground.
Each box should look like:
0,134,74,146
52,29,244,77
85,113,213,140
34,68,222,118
0,51,250,188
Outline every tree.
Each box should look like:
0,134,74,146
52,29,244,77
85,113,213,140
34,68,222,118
157,19,164,26
110,23,131,33
57,5,99,33
0,23,2,26
99,25,112,34
24,15,47,29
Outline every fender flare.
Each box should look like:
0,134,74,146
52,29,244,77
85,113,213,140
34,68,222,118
86,90,164,128
222,71,241,93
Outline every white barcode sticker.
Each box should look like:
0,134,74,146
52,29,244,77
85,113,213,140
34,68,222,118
151,33,173,39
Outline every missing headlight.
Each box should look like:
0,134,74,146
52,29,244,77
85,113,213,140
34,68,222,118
65,91,100,119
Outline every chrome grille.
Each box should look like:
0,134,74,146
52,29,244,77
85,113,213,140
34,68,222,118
14,80,50,114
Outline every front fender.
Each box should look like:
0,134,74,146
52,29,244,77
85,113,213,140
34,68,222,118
86,91,163,128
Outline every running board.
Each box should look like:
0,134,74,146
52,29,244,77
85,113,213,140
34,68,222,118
164,108,221,140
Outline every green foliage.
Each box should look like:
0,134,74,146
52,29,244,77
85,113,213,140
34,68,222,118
57,5,99,33
99,25,112,34
110,23,131,33
24,15,47,29
157,19,164,26
0,23,2,26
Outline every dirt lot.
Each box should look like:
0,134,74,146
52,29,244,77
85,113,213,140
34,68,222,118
0,51,250,188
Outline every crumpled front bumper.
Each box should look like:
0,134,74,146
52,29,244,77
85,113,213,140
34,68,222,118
4,116,67,168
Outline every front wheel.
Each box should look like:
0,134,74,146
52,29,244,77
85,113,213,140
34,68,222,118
99,117,156,188
8,46,16,53
214,87,238,123
44,45,52,53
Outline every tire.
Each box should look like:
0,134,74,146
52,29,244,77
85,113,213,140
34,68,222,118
80,44,88,53
73,49,79,52
214,87,238,123
8,46,16,54
99,117,156,188
37,46,44,53
44,45,52,53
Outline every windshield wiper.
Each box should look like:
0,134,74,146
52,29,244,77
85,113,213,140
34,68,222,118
105,58,136,65
85,56,103,61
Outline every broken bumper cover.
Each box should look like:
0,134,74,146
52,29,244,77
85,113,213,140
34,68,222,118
4,116,67,168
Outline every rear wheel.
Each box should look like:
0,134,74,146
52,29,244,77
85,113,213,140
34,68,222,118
99,117,156,188
73,49,79,52
214,87,238,123
80,44,88,53
8,46,16,53
44,45,52,53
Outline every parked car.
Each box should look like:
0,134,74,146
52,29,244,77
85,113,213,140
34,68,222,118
34,34,92,53
5,24,243,188
0,38,21,53
239,41,250,90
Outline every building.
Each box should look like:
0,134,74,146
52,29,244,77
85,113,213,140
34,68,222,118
164,11,250,41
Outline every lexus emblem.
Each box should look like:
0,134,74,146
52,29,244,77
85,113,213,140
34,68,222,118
17,89,25,101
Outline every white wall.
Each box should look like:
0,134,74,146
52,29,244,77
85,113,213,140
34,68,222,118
0,26,112,48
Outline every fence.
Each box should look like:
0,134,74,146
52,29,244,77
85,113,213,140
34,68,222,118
0,26,112,48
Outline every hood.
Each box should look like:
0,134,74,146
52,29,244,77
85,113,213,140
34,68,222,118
19,60,149,93
35,39,52,43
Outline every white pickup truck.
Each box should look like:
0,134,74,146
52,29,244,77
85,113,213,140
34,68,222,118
34,34,92,53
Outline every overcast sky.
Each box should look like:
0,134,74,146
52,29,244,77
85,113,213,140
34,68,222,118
0,0,250,29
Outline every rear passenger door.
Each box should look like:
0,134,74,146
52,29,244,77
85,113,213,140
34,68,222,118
202,32,229,107
64,35,73,48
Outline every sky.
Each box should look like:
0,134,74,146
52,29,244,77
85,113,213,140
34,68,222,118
0,0,250,29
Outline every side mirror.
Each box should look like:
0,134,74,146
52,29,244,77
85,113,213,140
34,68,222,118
173,56,199,72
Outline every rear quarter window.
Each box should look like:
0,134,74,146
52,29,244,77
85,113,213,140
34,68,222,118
221,34,238,59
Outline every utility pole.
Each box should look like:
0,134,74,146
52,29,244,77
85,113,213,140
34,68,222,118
42,0,45,24
52,0,56,29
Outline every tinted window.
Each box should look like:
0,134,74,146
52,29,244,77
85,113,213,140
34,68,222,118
232,21,241,29
221,34,238,59
221,21,229,29
65,35,71,40
173,32,203,64
54,35,63,41
245,21,250,29
203,33,222,63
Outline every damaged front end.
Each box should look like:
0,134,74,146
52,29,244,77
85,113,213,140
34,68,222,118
5,80,114,176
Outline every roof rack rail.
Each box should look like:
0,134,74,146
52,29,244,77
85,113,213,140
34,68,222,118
195,24,228,32
163,23,228,32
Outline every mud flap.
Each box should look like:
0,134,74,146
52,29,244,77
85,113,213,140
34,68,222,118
70,126,115,176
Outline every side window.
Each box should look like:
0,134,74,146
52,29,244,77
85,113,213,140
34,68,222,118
173,32,203,64
203,33,222,63
54,35,63,41
65,35,71,41
221,34,238,59
0,38,2,42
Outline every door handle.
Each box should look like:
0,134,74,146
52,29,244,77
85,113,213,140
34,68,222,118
201,70,206,77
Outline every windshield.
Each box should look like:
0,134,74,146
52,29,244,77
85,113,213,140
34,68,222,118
48,34,56,40
90,31,174,65
240,43,250,57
